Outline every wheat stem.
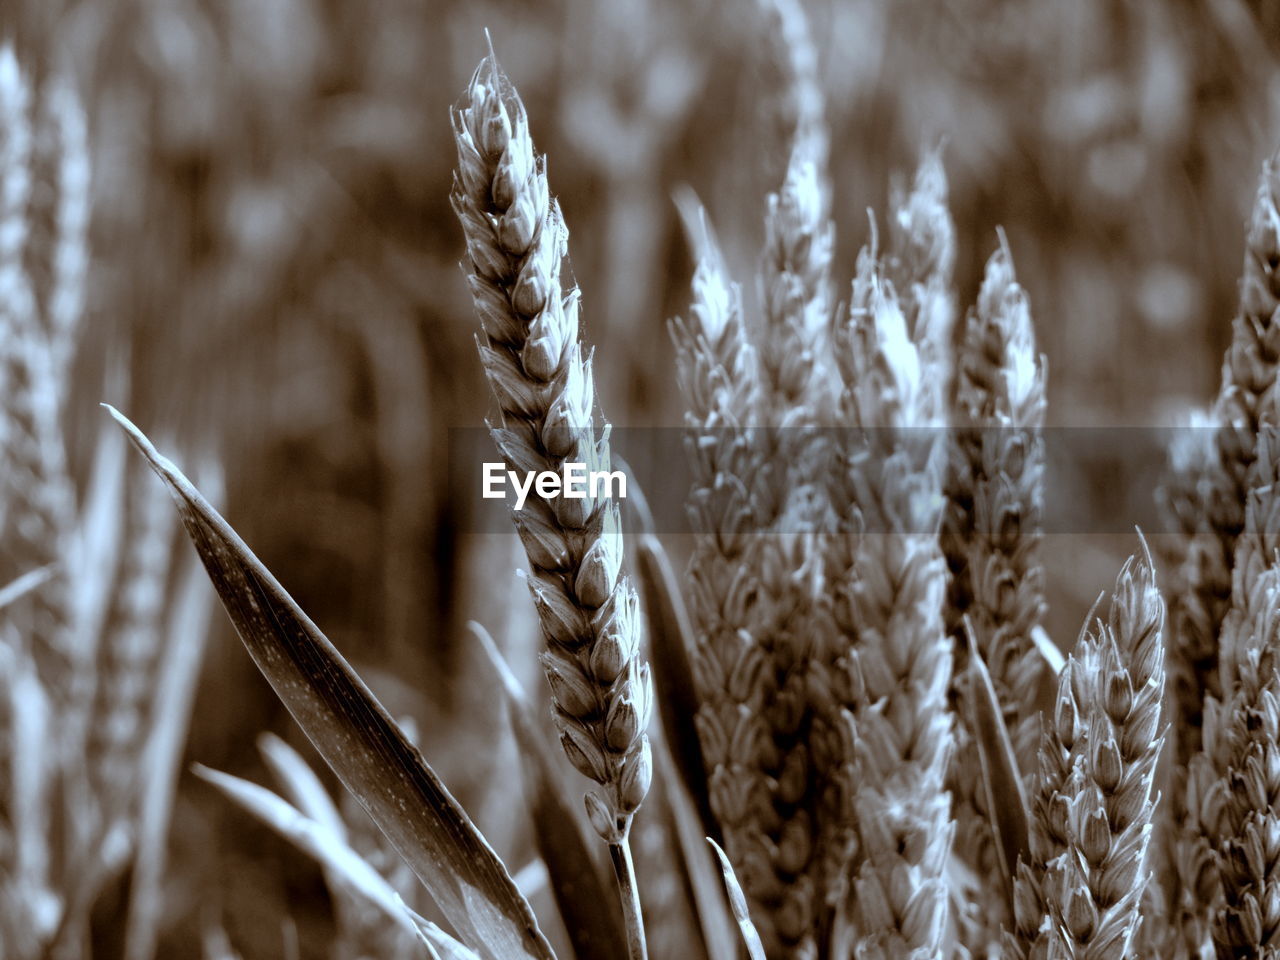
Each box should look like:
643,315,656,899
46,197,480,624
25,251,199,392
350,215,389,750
451,46,652,850
609,840,649,960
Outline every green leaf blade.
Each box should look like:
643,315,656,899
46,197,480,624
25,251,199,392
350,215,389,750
104,405,555,960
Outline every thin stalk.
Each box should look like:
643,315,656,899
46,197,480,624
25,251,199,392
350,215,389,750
609,839,649,960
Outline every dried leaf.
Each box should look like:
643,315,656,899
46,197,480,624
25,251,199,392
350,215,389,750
963,617,1031,908
1029,624,1064,677
105,405,555,960
0,565,56,613
469,621,627,960
707,839,766,960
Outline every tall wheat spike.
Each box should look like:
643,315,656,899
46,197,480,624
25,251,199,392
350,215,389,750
0,47,78,960
1178,418,1280,957
739,2,836,951
450,46,652,957
825,248,954,958
25,71,89,390
943,239,1047,950
87,459,175,857
757,0,827,181
1159,154,1280,955
0,45,76,696
0,46,29,849
1011,551,1165,960
671,220,785,954
1167,154,1280,762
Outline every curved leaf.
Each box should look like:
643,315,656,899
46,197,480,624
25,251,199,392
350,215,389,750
194,764,426,941
105,405,555,960
962,617,1030,908
707,839,765,960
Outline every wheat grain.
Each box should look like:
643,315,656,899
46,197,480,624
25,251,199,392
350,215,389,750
736,11,836,945
751,228,827,954
0,45,75,697
824,251,954,958
1012,551,1165,960
1174,419,1280,958
758,147,833,420
670,219,787,954
1201,562,1280,956
0,44,33,546
1157,154,1280,957
758,0,827,177
451,47,652,843
450,46,652,960
942,238,1047,951
87,458,175,855
1167,153,1280,762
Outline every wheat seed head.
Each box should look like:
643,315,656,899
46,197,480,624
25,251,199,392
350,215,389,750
451,47,652,841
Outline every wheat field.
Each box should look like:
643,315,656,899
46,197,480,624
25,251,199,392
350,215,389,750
3,1,1280,958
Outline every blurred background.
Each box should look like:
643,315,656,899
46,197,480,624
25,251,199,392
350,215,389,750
4,0,1280,955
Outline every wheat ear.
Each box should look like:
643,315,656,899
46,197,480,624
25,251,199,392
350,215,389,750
1167,154,1280,762
1178,418,1280,957
0,43,77,685
670,218,787,953
25,71,89,389
1201,565,1280,957
1155,154,1280,955
0,47,76,960
943,237,1047,948
87,458,176,852
825,250,954,958
732,83,835,954
1012,550,1164,960
450,46,651,959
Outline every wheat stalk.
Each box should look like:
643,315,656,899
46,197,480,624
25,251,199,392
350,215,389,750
1173,417,1280,958
450,44,652,959
943,237,1047,950
670,219,789,954
87,458,175,858
25,71,89,391
1158,154,1280,956
1167,154,1280,762
823,250,954,958
1012,550,1164,960
734,8,836,947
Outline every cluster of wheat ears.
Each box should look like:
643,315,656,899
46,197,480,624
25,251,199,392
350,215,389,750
5,17,1280,960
